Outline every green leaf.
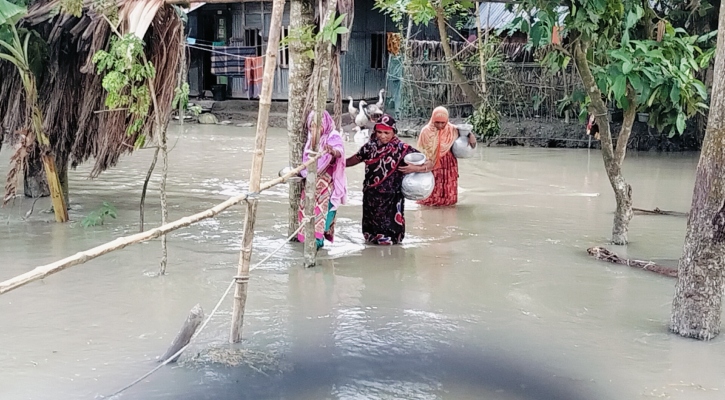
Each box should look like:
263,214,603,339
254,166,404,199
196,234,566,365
612,75,627,101
0,0,27,26
628,74,642,93
622,60,633,74
670,86,681,103
676,112,686,134
692,81,707,100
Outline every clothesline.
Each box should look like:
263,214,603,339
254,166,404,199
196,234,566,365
186,43,289,59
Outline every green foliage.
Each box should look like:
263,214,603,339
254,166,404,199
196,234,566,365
93,33,156,144
320,13,349,44
81,201,118,228
282,13,348,60
467,100,501,141
374,0,475,26
172,82,202,117
282,24,316,59
0,0,47,80
60,0,119,22
509,0,714,137
557,87,587,118
60,0,82,17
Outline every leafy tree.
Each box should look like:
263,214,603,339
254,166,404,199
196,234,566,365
375,0,483,107
510,0,713,244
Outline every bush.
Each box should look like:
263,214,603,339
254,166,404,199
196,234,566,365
467,100,501,141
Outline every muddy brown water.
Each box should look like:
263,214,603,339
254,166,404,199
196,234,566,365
1,125,724,400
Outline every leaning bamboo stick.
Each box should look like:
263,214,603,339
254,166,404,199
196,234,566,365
0,156,320,296
229,0,285,344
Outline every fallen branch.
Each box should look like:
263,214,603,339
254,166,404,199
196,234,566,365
0,155,319,295
587,246,678,278
159,304,204,363
633,207,688,217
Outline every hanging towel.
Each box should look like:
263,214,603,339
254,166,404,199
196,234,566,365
245,56,264,98
211,46,257,77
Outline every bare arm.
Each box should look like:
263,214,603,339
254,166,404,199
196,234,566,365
346,155,362,167
468,132,477,148
399,160,434,174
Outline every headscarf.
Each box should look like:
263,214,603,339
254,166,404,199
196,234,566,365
363,114,410,188
374,114,398,135
417,106,458,169
301,110,348,210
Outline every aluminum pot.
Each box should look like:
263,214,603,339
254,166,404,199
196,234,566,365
451,124,476,159
402,153,434,201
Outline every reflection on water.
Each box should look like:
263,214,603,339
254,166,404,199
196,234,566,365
1,125,723,400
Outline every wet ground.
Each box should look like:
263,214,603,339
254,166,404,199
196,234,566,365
1,125,724,400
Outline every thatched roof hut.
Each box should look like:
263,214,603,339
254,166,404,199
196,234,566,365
0,0,183,178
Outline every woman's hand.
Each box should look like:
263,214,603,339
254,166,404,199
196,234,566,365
399,160,433,174
399,164,422,174
468,132,477,148
324,144,341,158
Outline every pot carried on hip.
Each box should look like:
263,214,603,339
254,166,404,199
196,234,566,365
401,153,435,201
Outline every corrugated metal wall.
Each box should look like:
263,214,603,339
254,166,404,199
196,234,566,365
189,0,407,101
228,1,290,99
186,14,201,96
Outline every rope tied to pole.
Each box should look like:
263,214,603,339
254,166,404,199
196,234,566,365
106,215,313,398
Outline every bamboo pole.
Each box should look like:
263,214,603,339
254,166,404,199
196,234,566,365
475,1,487,95
303,0,338,268
229,0,285,344
0,156,320,296
147,67,170,275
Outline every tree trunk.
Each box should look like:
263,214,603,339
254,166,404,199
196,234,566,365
671,0,725,341
22,73,68,222
23,147,49,199
303,0,337,269
229,0,285,343
286,0,315,238
573,42,633,245
434,6,482,107
57,156,69,206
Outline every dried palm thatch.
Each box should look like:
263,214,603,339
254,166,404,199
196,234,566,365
0,0,182,179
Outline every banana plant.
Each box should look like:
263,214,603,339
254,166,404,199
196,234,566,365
0,0,68,222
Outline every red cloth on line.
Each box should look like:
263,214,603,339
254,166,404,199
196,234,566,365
245,56,264,98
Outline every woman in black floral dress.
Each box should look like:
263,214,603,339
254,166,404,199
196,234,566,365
345,115,433,245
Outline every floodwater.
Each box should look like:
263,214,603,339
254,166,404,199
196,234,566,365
1,125,724,400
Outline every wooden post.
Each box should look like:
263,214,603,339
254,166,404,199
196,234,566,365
229,0,285,343
475,1,487,96
303,0,338,268
159,304,204,363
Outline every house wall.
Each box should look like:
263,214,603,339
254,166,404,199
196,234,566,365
186,0,410,101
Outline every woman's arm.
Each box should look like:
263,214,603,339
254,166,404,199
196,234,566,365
468,132,477,148
346,155,362,167
324,144,342,159
399,160,433,174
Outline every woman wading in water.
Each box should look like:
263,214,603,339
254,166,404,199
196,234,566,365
346,115,432,245
417,106,476,207
297,111,348,249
